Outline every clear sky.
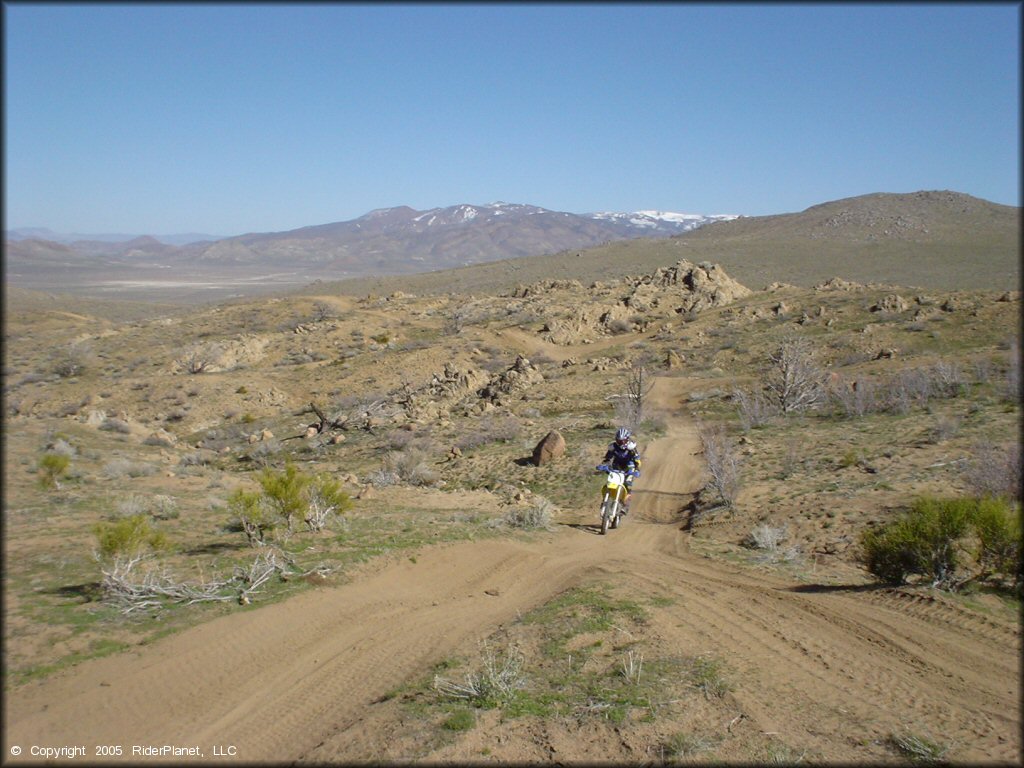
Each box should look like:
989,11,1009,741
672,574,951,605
4,2,1020,237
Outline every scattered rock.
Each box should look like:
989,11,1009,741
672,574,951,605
815,277,863,291
871,294,908,313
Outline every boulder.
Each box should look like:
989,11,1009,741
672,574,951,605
532,430,566,467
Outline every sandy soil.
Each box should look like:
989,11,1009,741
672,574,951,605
4,378,1019,764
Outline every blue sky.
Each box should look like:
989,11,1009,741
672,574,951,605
4,3,1020,236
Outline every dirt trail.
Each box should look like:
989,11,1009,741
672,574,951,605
4,378,1020,763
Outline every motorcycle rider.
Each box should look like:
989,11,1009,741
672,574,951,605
600,427,641,514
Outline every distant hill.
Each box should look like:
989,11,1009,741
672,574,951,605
5,192,1018,300
187,202,736,272
308,191,1020,297
4,202,734,278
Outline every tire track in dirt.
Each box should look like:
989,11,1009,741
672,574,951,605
5,377,1019,763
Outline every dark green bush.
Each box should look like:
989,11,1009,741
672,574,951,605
860,498,971,586
860,497,1021,588
969,497,1021,581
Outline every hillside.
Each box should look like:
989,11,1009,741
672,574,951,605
3,240,1020,763
310,191,1020,298
7,190,1016,304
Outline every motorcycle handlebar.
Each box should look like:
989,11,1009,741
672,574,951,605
595,465,640,477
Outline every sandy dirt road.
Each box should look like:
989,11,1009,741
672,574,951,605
4,378,1019,763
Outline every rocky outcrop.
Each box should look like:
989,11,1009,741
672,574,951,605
871,294,909,313
628,260,752,313
479,356,544,403
402,363,490,421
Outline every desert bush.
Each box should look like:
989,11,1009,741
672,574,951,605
927,414,961,444
52,344,93,378
179,450,210,468
968,497,1021,582
607,318,632,335
744,523,787,551
247,439,281,468
382,448,438,486
732,386,778,430
37,453,70,490
434,642,526,708
886,368,931,414
258,462,311,533
929,361,966,399
177,346,213,375
303,474,352,532
100,417,132,434
963,442,1021,501
698,423,742,508
93,514,168,558
229,488,276,547
503,498,555,530
368,468,401,487
743,523,800,563
859,498,973,587
150,495,180,520
828,376,879,419
102,459,156,479
763,336,827,414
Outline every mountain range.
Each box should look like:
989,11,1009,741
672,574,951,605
4,203,736,276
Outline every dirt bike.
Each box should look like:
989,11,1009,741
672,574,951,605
595,465,639,535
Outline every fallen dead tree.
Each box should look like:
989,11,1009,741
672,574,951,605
98,548,335,614
284,400,388,441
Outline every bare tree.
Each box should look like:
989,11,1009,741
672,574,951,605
178,347,212,375
698,423,742,509
312,301,334,322
764,336,826,414
615,365,655,432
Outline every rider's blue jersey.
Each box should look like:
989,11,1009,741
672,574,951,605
604,442,640,472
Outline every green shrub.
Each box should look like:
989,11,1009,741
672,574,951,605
861,497,1022,587
258,462,311,532
93,514,168,558
859,498,971,586
968,497,1021,581
229,488,277,546
37,452,70,490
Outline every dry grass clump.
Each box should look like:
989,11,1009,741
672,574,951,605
434,642,526,707
102,458,157,479
743,523,801,564
503,497,556,530
963,442,1021,501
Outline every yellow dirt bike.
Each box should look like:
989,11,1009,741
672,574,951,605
595,465,639,535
